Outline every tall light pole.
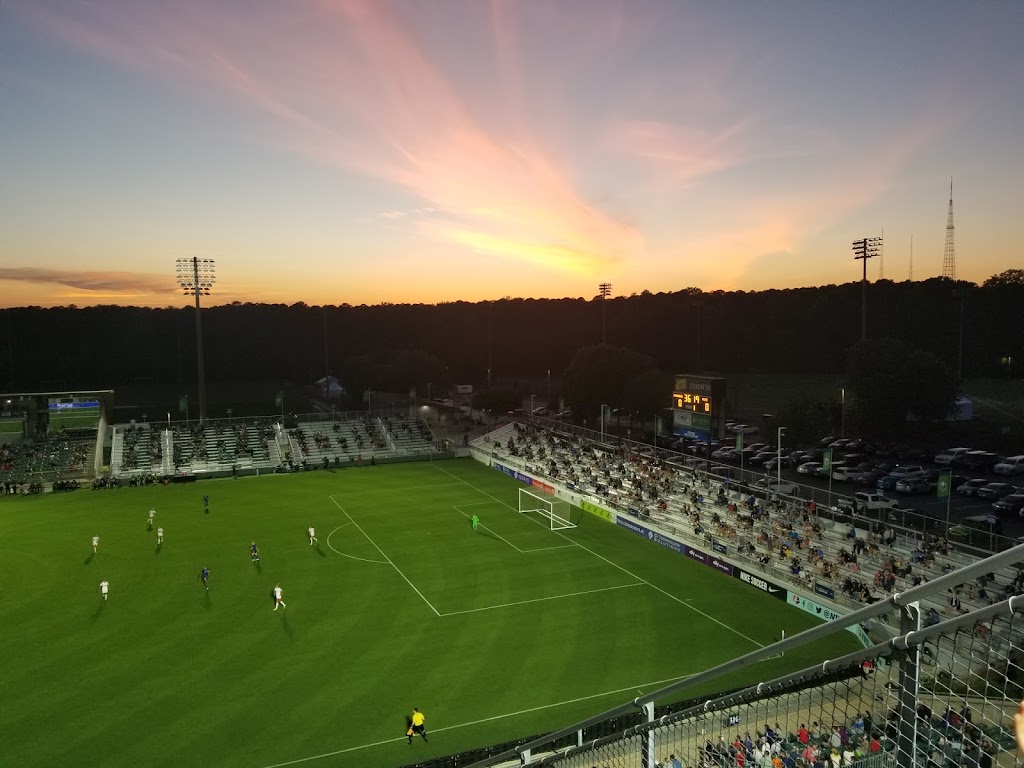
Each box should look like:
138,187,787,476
176,257,215,424
530,394,535,419
840,387,846,438
600,403,607,443
598,283,612,344
852,237,882,341
546,369,551,406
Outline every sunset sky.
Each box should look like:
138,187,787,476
1,1,1021,308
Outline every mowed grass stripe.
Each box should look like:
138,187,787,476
0,459,856,768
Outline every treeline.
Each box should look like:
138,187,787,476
1,274,1021,393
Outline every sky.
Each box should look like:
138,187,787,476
1,1,1022,308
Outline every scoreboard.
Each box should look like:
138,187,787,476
671,375,726,440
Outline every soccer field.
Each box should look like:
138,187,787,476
0,458,857,768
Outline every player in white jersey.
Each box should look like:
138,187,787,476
308,526,318,546
91,535,99,553
147,508,156,530
273,584,286,610
99,580,109,600
156,527,164,545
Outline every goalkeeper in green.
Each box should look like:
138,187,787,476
471,514,479,532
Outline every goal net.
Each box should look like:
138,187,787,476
518,488,577,530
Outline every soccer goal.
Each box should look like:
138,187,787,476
518,488,578,530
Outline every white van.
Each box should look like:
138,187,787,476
993,455,1024,476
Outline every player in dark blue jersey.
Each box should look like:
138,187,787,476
250,542,260,564
200,565,210,590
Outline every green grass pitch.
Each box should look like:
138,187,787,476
0,458,858,768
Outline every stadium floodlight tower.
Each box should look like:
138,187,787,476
598,282,611,344
176,257,216,424
851,237,882,341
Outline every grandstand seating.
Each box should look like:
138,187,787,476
0,431,96,483
473,422,1024,638
290,414,435,464
108,413,437,477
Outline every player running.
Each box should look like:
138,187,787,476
156,527,164,545
308,526,318,546
273,584,286,610
91,535,99,553
203,495,209,512
200,565,210,590
99,580,109,601
250,542,260,564
147,508,156,530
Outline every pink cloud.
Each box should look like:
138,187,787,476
19,0,646,274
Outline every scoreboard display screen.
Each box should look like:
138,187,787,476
671,375,726,440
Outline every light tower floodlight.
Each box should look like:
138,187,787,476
176,257,216,424
852,237,882,341
598,282,612,344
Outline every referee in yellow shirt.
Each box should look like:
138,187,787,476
407,707,427,744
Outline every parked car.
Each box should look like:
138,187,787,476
819,461,846,478
876,475,901,492
789,450,810,464
888,465,926,479
935,447,971,466
855,469,887,486
994,455,1024,476
828,438,851,451
962,451,1001,472
764,456,791,472
817,435,836,448
711,447,737,461
750,451,776,466
746,443,769,453
797,461,822,475
729,424,759,435
837,492,897,514
992,494,1024,516
948,515,1003,545
956,478,991,496
754,477,799,496
895,476,935,494
832,465,860,482
976,482,1018,500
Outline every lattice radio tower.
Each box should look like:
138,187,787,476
942,178,956,279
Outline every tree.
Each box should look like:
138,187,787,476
562,344,656,423
846,338,960,435
983,269,1024,288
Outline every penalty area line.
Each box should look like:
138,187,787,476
439,581,645,617
258,671,693,768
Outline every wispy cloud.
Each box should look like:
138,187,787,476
18,0,646,274
0,268,175,297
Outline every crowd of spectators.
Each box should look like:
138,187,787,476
0,433,94,486
120,423,161,471
481,422,1024,627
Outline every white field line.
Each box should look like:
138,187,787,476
259,671,693,768
324,524,388,564
330,480,466,496
439,582,645,617
328,496,440,616
431,464,765,648
519,544,578,552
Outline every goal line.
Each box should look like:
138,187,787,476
518,487,581,530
